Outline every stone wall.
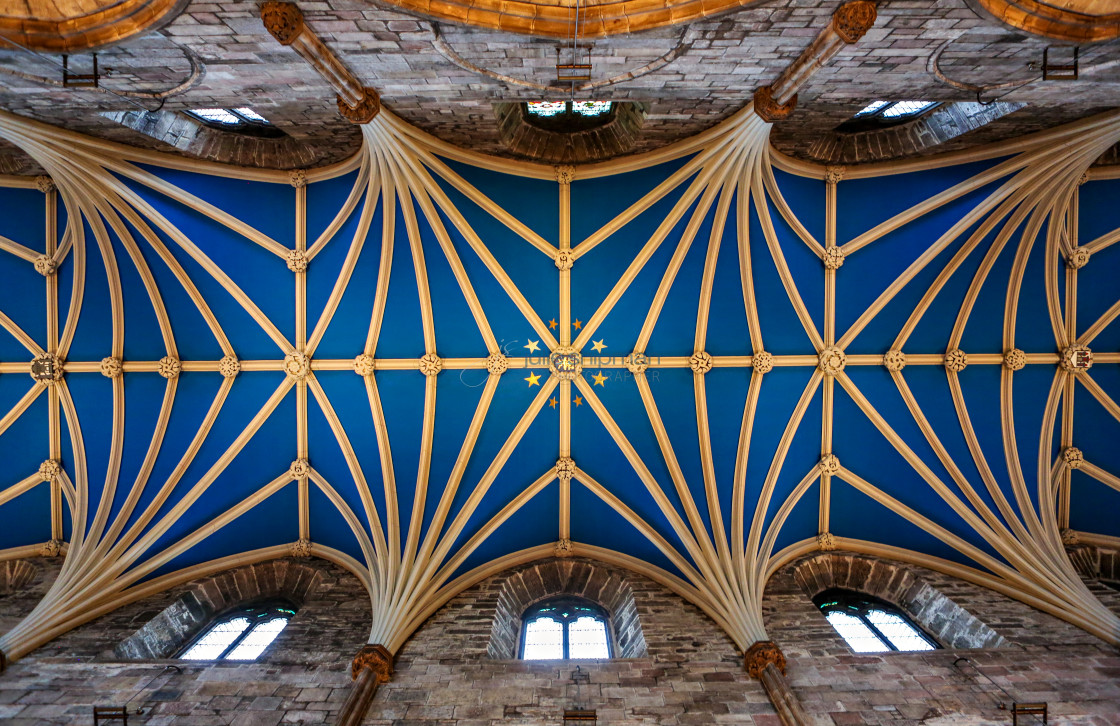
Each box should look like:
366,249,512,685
766,552,1120,725
0,557,370,725
368,557,770,725
2,551,1120,724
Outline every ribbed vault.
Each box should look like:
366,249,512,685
0,103,1119,663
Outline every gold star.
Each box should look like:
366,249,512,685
573,319,583,330
573,395,583,407
524,339,541,353
592,370,608,387
549,319,558,330
591,339,607,354
525,371,541,387
549,397,557,408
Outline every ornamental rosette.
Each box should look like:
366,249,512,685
823,247,845,270
353,353,375,377
284,351,311,380
35,175,55,193
944,348,968,373
554,249,574,271
1060,345,1092,372
289,458,310,479
219,355,241,378
818,347,846,376
288,169,307,188
158,356,181,379
285,249,308,273
1062,447,1084,470
38,459,61,482
33,255,57,277
1003,348,1026,372
485,352,507,375
824,165,845,184
1065,247,1090,270
419,353,442,376
752,350,773,375
549,346,582,381
819,454,841,475
99,357,123,378
30,353,64,383
817,532,837,551
556,457,576,482
555,538,574,557
39,539,62,557
627,352,648,375
1060,528,1080,546
689,350,713,374
291,538,313,557
555,165,575,185
883,349,906,372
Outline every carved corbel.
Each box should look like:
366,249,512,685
336,644,394,726
745,640,787,679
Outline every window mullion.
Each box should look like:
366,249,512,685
859,613,898,652
220,619,257,659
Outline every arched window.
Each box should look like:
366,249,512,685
178,601,295,661
814,589,938,653
835,101,940,132
520,597,612,659
522,101,615,132
185,108,286,138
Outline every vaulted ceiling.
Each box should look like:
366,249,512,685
0,97,1119,659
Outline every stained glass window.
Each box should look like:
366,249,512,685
571,101,612,117
520,598,611,659
179,603,294,661
526,101,613,118
527,102,568,117
815,589,938,653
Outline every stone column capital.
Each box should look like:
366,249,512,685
261,2,305,45
744,640,787,679
352,643,393,683
338,89,381,124
753,86,797,123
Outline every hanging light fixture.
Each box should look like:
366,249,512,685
556,0,591,82
563,665,597,724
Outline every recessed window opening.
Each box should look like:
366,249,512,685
178,600,295,661
523,101,615,132
836,101,940,132
185,108,286,138
520,597,611,659
814,588,938,653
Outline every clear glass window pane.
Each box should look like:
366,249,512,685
866,609,934,652
853,101,889,117
571,101,612,117
189,108,242,125
233,107,268,123
881,101,936,118
568,615,609,658
180,617,251,659
522,615,563,659
224,616,290,660
825,611,889,653
527,102,567,117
